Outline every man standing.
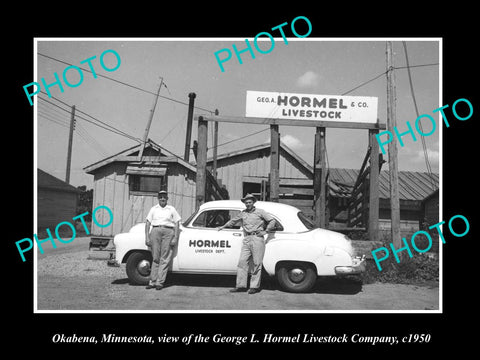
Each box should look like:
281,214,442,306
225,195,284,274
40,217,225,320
217,194,276,294
145,190,181,290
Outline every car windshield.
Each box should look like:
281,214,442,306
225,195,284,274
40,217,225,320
297,211,316,230
182,210,198,227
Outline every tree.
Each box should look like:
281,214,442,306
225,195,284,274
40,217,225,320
77,185,93,221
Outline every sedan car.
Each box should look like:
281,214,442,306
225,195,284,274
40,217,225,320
108,200,365,293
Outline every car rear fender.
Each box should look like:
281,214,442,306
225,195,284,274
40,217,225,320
263,239,321,276
264,240,354,276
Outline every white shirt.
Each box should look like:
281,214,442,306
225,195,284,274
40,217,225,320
146,204,181,227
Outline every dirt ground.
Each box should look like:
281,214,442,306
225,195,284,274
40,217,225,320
36,237,439,311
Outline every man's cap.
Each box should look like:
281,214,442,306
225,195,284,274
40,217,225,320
241,193,257,203
158,190,168,197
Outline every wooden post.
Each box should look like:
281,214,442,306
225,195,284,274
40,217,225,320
196,116,208,208
386,41,401,248
369,129,380,242
184,92,196,162
138,78,163,161
65,105,75,184
314,127,327,228
270,125,280,202
212,120,218,179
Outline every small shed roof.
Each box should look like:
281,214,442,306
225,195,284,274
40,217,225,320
83,139,196,174
38,169,81,193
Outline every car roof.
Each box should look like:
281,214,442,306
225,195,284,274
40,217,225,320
199,200,308,232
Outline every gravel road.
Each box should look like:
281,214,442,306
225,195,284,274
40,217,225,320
36,237,439,311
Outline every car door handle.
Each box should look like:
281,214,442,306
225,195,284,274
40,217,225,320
233,233,242,236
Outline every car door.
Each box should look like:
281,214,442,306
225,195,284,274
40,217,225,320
177,208,244,272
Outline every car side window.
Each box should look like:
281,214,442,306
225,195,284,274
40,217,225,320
191,210,241,229
266,214,284,231
271,218,284,231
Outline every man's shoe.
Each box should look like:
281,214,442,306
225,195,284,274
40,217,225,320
155,285,164,290
248,288,261,294
229,288,247,293
146,284,156,289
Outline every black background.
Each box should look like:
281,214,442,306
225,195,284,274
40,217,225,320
6,5,476,356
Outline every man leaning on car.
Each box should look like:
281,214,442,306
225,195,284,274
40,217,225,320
217,193,276,294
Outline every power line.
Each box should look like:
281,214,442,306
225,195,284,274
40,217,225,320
38,112,69,128
395,63,439,70
76,123,110,158
341,71,387,96
401,42,437,190
341,63,439,96
38,94,143,143
37,108,70,125
37,52,216,114
214,128,270,150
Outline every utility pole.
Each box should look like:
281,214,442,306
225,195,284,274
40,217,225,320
138,77,163,161
386,41,401,249
184,92,196,162
65,105,76,184
269,125,280,202
314,127,327,228
212,111,219,180
196,116,208,208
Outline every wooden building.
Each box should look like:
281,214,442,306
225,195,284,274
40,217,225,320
419,188,440,252
37,168,81,229
206,142,439,237
83,140,226,242
328,168,439,237
207,142,315,217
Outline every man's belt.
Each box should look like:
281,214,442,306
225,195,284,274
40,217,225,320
245,230,264,236
152,225,174,229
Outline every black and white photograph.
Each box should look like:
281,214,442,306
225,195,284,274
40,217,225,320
33,38,441,313
7,8,477,354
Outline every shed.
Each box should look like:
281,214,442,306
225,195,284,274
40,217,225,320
83,140,227,244
37,168,81,229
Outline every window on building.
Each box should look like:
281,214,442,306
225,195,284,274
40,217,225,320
129,175,166,195
127,165,167,196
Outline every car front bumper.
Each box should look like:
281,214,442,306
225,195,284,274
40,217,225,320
334,255,366,275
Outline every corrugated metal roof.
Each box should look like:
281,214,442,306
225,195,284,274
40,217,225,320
329,168,438,201
204,141,439,202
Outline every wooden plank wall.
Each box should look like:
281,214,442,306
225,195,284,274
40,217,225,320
37,188,78,229
167,163,196,221
215,148,313,200
90,162,197,237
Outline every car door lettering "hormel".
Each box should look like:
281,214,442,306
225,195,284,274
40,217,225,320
189,240,232,248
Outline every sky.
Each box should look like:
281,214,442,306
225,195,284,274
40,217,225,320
35,38,440,189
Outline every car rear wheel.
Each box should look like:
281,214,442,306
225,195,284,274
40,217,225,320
126,251,152,285
276,262,317,293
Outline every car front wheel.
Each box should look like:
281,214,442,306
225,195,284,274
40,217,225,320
126,251,152,285
276,262,317,293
